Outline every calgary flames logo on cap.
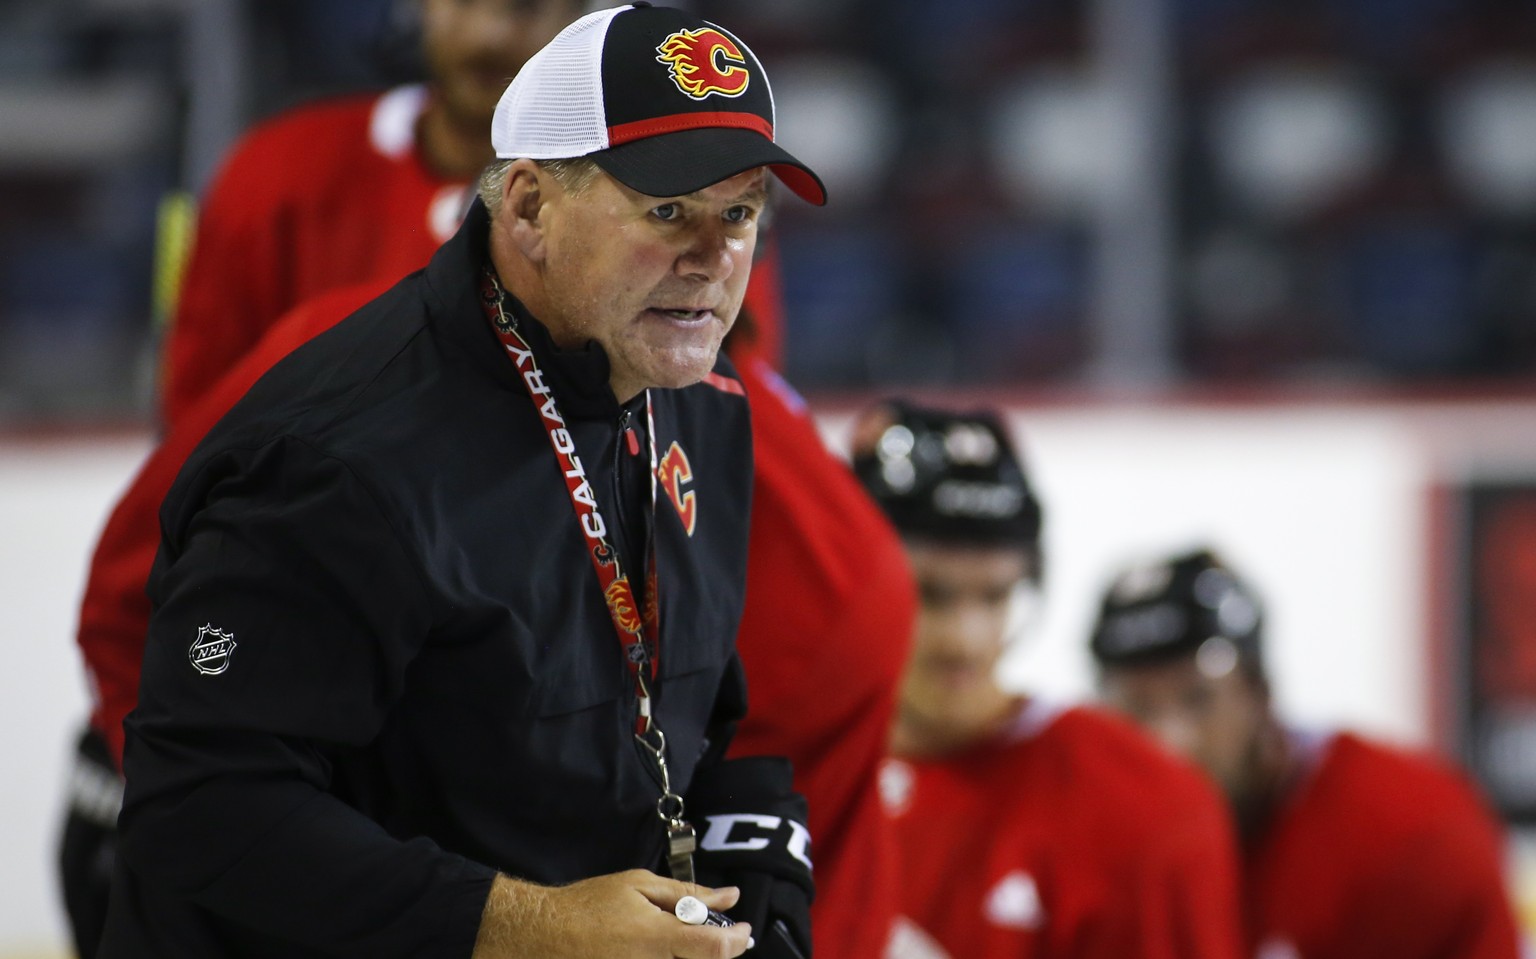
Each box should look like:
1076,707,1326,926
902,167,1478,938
656,27,751,100
605,577,645,636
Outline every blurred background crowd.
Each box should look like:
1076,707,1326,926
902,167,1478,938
7,0,1536,419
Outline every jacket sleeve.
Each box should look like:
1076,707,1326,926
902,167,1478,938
118,436,496,957
83,284,385,769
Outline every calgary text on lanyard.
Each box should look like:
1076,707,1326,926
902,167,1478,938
478,264,699,883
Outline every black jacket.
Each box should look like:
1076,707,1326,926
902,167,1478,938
100,201,755,957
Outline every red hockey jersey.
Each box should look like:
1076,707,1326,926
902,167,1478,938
1247,731,1520,959
883,700,1246,959
160,86,473,426
728,356,916,958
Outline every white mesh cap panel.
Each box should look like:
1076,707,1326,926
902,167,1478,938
491,6,625,160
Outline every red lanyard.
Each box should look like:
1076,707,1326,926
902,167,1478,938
478,267,661,735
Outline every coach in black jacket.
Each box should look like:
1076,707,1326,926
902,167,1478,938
100,6,826,958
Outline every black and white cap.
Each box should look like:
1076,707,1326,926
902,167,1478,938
491,3,826,205
1089,548,1264,667
851,400,1043,554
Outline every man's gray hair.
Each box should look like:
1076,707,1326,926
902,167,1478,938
478,157,602,217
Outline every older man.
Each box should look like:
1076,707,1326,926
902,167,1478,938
66,7,584,947
98,6,824,957
158,0,587,427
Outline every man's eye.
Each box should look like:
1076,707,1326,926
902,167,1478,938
652,203,680,221
725,206,753,224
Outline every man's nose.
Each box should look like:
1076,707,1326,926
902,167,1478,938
934,605,1001,656
675,223,738,283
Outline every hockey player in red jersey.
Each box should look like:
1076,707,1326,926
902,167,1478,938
159,0,585,427
851,401,1245,959
1089,548,1523,959
728,348,916,958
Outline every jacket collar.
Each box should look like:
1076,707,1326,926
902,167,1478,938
426,198,625,420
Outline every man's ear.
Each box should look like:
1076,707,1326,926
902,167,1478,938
501,159,551,263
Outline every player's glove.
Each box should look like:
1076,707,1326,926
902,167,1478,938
686,756,814,958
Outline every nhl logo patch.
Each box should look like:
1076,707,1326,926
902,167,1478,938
189,623,237,676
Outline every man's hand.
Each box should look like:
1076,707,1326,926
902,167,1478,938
472,869,754,959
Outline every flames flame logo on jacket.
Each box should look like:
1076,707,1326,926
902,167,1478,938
605,577,644,636
656,27,751,100
657,441,698,536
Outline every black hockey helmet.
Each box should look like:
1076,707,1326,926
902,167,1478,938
850,400,1042,560
1089,548,1264,672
